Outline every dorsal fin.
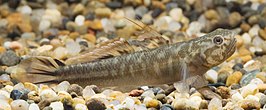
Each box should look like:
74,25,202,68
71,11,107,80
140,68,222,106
65,18,171,65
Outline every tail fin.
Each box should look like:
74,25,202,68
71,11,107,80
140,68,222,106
11,56,65,84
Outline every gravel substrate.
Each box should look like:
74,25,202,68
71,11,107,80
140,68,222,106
0,0,266,110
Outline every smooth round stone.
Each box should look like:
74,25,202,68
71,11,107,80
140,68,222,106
249,78,264,85
171,98,188,110
241,84,258,98
256,72,266,82
186,96,202,109
205,69,218,83
226,71,242,86
0,100,11,110
75,15,85,26
10,90,23,100
0,90,10,99
86,98,106,110
40,89,57,99
208,98,222,110
39,20,51,31
144,97,160,108
106,1,122,8
168,20,181,32
259,29,266,40
260,95,266,107
114,19,126,29
231,92,243,103
54,81,70,92
245,95,260,102
141,90,155,98
29,103,40,110
0,74,10,81
0,19,8,28
248,25,260,37
228,12,242,27
82,86,96,100
73,4,85,15
135,6,148,17
240,100,261,110
242,33,251,44
169,8,183,22
151,8,163,18
50,101,64,110
160,104,174,110
186,21,204,36
18,5,32,15
95,8,112,17
21,32,36,40
0,50,20,66
43,9,62,25
66,41,81,56
11,99,29,110
53,47,68,60
101,18,115,33
75,104,87,110
122,97,135,109
141,14,153,25
67,84,83,96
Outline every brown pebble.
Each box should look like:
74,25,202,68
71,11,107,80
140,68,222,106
67,84,83,96
0,47,6,54
259,29,266,40
86,98,106,110
18,22,32,32
204,10,220,20
235,35,244,48
229,12,242,27
240,23,251,32
129,89,144,97
226,71,242,86
240,55,252,63
240,100,261,110
216,86,230,99
9,41,23,50
198,87,222,100
238,47,251,56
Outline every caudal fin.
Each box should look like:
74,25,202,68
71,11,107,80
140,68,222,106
11,56,65,84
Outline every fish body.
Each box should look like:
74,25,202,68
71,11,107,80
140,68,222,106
13,29,236,88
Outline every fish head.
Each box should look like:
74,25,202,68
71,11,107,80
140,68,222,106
197,28,236,67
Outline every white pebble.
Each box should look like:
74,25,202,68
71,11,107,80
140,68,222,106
242,33,251,44
208,98,222,110
11,99,29,110
245,95,259,102
19,5,32,14
82,86,96,100
186,96,202,109
248,24,260,37
240,84,258,98
43,9,62,25
168,20,181,31
66,41,81,56
101,18,115,33
0,74,11,81
141,90,155,98
75,15,85,26
231,92,243,103
50,101,64,110
249,78,264,85
205,69,218,83
37,45,53,53
40,89,57,99
53,47,68,60
134,104,147,110
171,98,188,109
0,90,10,99
75,104,88,110
0,100,11,110
54,81,70,92
186,21,204,36
3,41,11,49
122,97,135,109
169,8,183,22
29,103,40,110
39,20,51,31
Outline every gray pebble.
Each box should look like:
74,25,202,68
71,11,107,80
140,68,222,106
135,6,148,17
0,50,20,66
260,95,266,107
67,84,83,96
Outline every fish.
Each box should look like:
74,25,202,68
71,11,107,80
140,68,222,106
11,28,236,89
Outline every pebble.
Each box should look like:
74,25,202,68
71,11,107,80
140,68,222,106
66,41,81,56
67,84,83,96
186,96,202,109
95,8,112,18
242,33,252,44
241,84,258,98
86,98,106,110
240,23,251,32
29,103,40,110
10,99,29,110
208,98,222,110
53,47,68,60
19,5,32,15
228,12,242,27
259,29,266,40
240,100,261,110
75,103,88,110
0,50,20,66
160,104,174,110
75,15,85,26
231,92,243,103
260,95,266,107
49,101,64,110
226,71,242,86
39,20,51,31
54,81,70,92
205,69,218,83
171,98,187,110
144,98,160,108
82,86,96,100
106,1,122,9
169,8,183,22
40,89,57,99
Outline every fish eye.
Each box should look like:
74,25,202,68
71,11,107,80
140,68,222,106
213,36,223,45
